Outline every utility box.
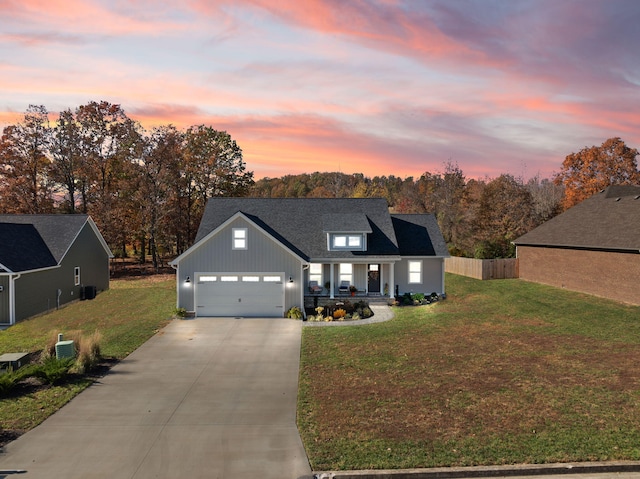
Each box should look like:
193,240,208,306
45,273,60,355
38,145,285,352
55,334,76,360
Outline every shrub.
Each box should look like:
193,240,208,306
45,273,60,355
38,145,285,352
351,312,360,320
33,357,75,385
413,293,425,303
74,331,103,374
333,308,347,319
174,308,187,318
362,307,373,318
286,306,303,319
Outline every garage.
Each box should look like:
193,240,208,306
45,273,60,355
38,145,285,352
194,273,285,317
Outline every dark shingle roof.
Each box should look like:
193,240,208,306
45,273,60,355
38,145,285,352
0,214,92,265
194,198,448,261
391,214,449,257
0,223,57,272
514,185,640,252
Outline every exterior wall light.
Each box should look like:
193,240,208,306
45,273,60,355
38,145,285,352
185,276,191,285
288,276,293,283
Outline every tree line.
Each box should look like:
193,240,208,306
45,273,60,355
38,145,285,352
2,102,638,261
0,103,254,268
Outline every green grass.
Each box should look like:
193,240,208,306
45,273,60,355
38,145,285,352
298,274,640,471
0,275,175,438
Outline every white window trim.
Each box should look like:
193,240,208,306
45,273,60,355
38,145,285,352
408,260,422,284
328,233,365,251
339,263,353,285
74,266,81,286
233,228,247,250
309,263,322,284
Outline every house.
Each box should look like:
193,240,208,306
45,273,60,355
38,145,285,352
0,215,113,325
170,197,449,317
514,185,640,305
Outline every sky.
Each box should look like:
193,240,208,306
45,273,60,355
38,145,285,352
1,0,640,180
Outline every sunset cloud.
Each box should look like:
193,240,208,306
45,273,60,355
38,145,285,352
1,0,639,181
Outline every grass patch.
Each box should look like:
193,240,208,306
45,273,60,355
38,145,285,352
0,274,175,441
298,273,640,470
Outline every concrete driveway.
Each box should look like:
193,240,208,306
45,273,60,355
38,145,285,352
0,318,312,479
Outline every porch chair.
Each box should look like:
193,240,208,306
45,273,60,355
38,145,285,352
338,280,350,294
308,280,322,294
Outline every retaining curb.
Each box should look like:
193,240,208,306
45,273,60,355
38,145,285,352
312,461,640,479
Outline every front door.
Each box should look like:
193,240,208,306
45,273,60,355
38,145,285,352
367,264,380,293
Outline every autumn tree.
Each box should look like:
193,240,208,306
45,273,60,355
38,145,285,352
75,101,144,246
0,105,55,213
526,174,564,225
50,109,84,213
554,137,640,209
136,125,184,268
183,125,254,244
473,174,536,258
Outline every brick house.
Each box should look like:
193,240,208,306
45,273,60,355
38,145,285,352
513,185,640,305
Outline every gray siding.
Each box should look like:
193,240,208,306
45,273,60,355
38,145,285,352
176,217,304,313
395,257,445,296
13,222,111,322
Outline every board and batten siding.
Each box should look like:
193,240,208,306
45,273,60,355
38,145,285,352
12,222,111,322
394,257,445,296
176,216,305,313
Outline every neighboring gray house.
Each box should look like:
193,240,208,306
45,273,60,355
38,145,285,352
0,215,113,325
514,185,640,305
170,198,449,317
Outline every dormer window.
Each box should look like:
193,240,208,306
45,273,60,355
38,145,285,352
329,233,365,251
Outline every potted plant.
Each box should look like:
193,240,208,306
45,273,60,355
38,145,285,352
349,285,357,296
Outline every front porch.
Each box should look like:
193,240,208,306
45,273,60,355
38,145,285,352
304,261,395,302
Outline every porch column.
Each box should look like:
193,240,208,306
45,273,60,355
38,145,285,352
329,264,335,299
388,262,395,299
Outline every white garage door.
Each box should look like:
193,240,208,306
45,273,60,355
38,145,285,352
195,273,285,317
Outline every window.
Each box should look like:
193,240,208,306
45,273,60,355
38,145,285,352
199,276,217,282
309,263,322,284
220,275,239,282
330,233,364,251
74,267,80,286
242,276,260,282
233,228,247,249
263,276,282,282
408,260,422,284
339,263,353,285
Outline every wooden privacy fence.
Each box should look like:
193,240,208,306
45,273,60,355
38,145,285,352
445,257,519,280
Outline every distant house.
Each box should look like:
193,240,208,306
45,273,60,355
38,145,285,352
0,215,113,325
170,198,449,317
514,185,640,305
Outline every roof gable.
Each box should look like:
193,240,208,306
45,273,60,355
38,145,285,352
514,185,640,252
0,223,57,272
0,214,113,264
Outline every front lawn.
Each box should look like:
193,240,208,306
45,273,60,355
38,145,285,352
298,274,640,471
0,275,176,443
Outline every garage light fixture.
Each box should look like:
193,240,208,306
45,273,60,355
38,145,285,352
288,276,294,283
185,276,191,285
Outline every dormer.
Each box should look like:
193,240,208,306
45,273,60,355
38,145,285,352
323,214,372,252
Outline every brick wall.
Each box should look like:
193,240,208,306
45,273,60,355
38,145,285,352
517,246,640,306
